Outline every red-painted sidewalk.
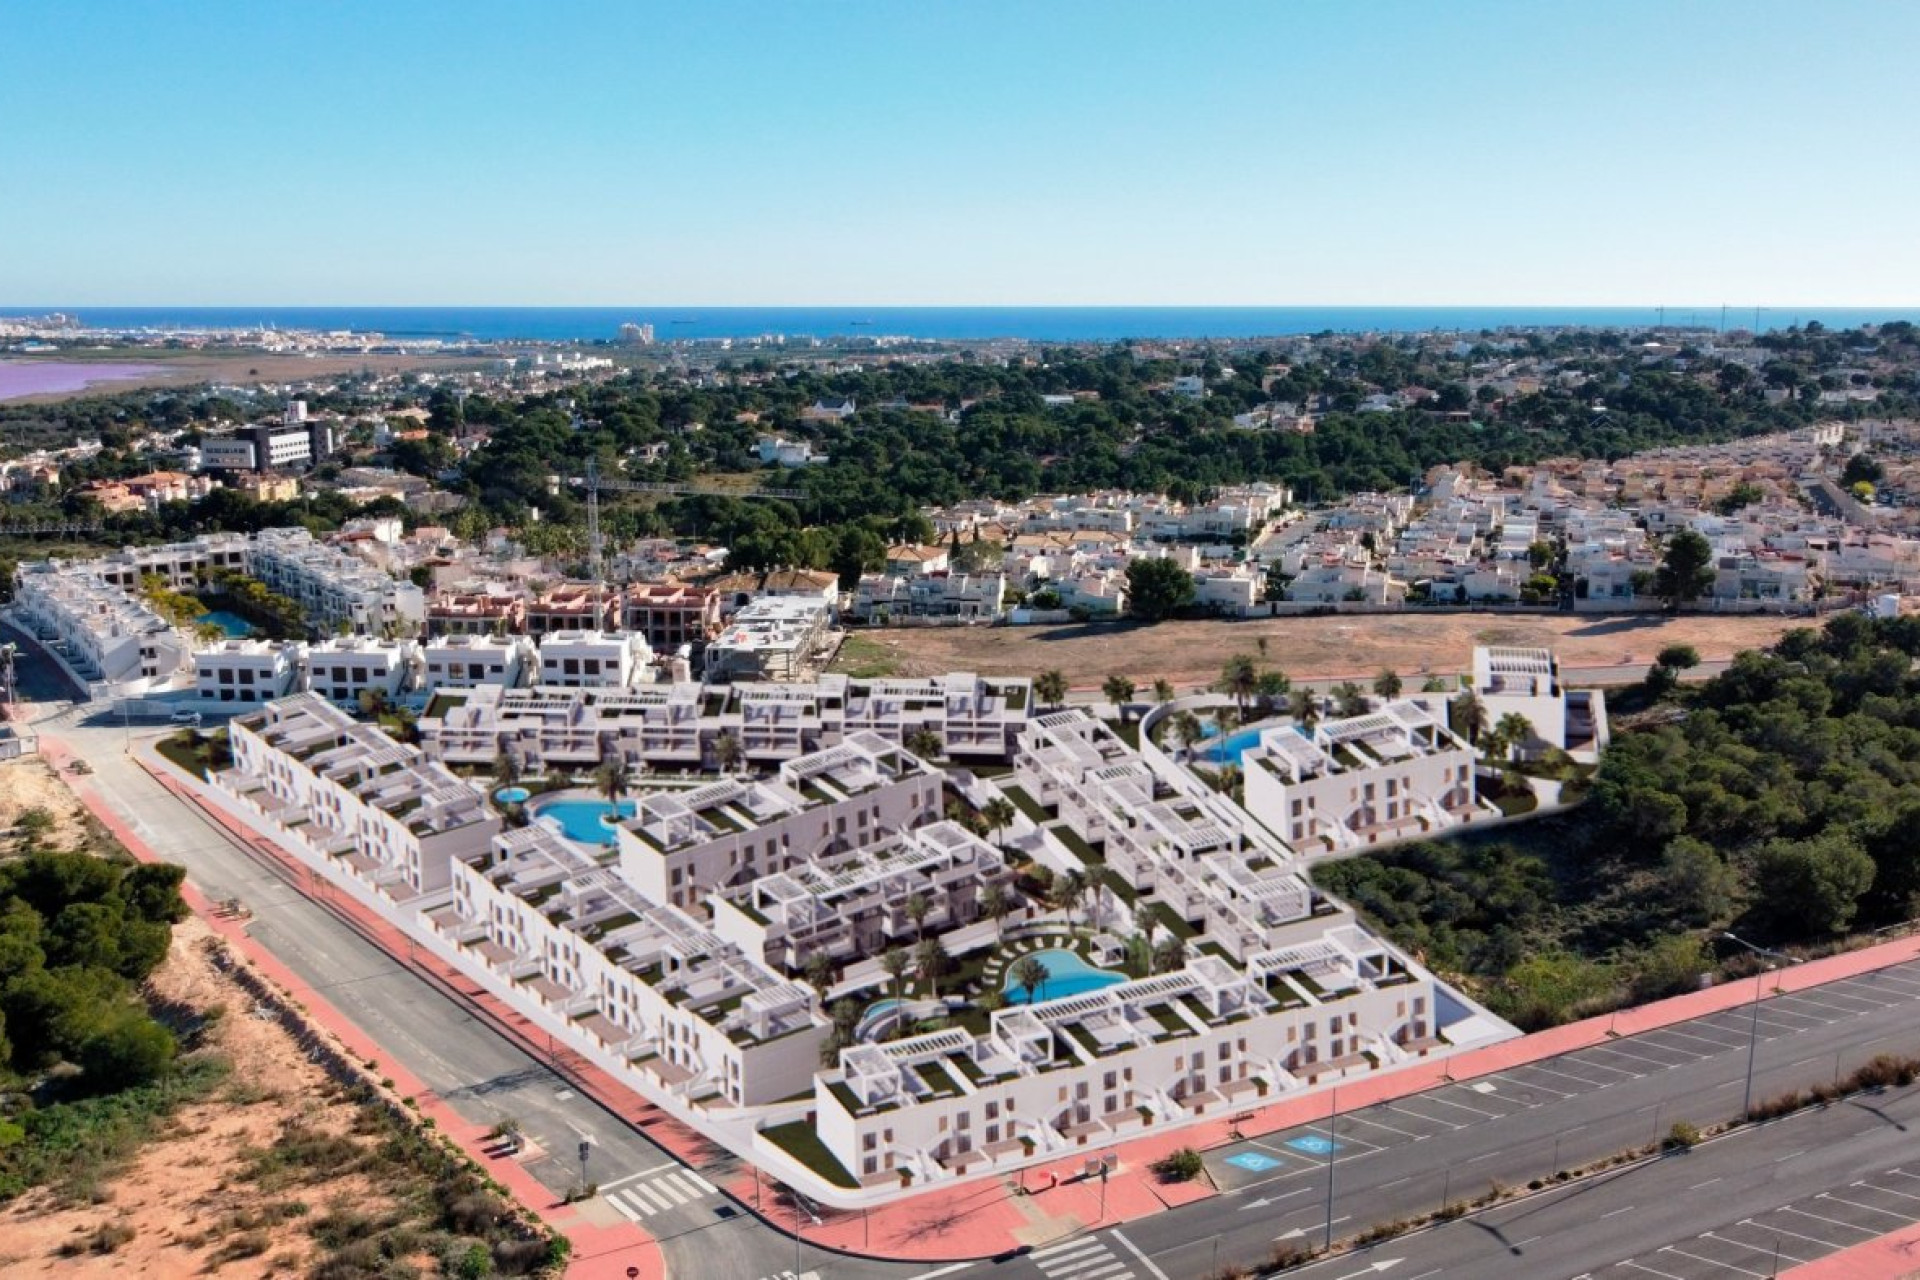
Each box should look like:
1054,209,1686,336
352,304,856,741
45,737,664,1280
70,732,1920,1268
1784,1220,1920,1279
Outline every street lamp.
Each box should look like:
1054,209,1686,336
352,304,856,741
1724,932,1794,1121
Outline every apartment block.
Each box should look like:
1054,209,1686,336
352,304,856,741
526,583,619,636
709,819,1015,971
615,732,944,913
303,635,417,706
425,824,824,1106
194,637,303,706
418,672,1033,774
1241,700,1486,854
703,596,832,682
1470,646,1609,763
248,527,425,635
220,694,498,900
10,563,190,691
535,630,654,689
427,588,527,637
621,581,721,653
421,634,532,692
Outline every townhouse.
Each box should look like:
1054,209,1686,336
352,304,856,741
418,671,1033,773
194,637,304,706
703,596,832,682
303,635,417,706
11,563,191,691
421,633,533,692
1470,646,1609,763
248,527,426,635
535,629,654,689
621,581,721,653
1240,700,1487,854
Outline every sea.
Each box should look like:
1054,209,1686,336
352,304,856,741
10,306,1920,345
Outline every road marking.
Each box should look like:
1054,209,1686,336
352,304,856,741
1618,1260,1686,1279
1109,1230,1172,1280
1343,1110,1424,1139
1774,1149,1804,1164
1745,1217,1845,1252
1602,1205,1636,1218
1644,1026,1740,1054
1520,1061,1610,1090
1705,1229,1809,1265
904,1264,974,1280
1690,1177,1722,1190
1488,1068,1572,1098
1819,1191,1916,1220
1660,1244,1767,1278
1031,1237,1102,1260
1387,1098,1468,1128
1776,1205,1877,1234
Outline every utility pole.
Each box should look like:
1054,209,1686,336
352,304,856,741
1323,1084,1339,1251
1724,932,1794,1120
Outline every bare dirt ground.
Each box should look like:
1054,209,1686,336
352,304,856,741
0,916,397,1278
3,349,489,403
0,754,91,850
837,612,1807,689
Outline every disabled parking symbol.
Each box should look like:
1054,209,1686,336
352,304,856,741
1224,1151,1283,1172
1284,1134,1341,1156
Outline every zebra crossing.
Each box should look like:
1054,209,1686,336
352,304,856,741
1029,1234,1135,1280
600,1164,719,1220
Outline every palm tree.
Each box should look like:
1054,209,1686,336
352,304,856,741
712,730,742,775
1054,869,1089,927
1255,635,1269,660
1011,954,1050,1006
980,882,1012,936
1034,669,1069,709
597,756,631,806
1254,669,1291,712
1289,687,1321,730
903,728,944,761
1152,935,1186,974
982,796,1016,844
1373,669,1403,699
1102,674,1136,718
1152,677,1175,704
1493,712,1534,761
905,891,932,939
1168,710,1205,759
1216,653,1259,724
914,936,948,999
1334,681,1368,717
1451,690,1488,746
1421,675,1449,693
490,748,521,790
881,946,912,1001
804,951,836,998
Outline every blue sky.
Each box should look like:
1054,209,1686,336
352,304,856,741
4,1,1916,305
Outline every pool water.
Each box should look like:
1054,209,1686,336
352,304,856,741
1002,948,1125,1005
494,786,531,805
196,609,255,637
856,998,906,1040
533,797,637,845
1197,726,1266,765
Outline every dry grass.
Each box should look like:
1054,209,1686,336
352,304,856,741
837,612,1805,689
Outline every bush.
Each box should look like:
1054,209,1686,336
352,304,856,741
1150,1147,1204,1183
59,1222,135,1255
1663,1121,1701,1150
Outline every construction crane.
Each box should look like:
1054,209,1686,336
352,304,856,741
560,463,807,604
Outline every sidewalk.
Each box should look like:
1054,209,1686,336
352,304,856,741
77,731,1920,1267
1783,1221,1920,1279
42,735,665,1280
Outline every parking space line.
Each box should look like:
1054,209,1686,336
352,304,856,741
1661,1244,1768,1278
1516,1061,1607,1090
1619,1260,1687,1280
1781,989,1884,1014
1644,1026,1741,1054
1397,1094,1484,1122
1820,1191,1919,1221
1420,1090,1504,1118
1597,1041,1689,1070
1848,1180,1920,1205
1560,1053,1638,1079
1861,970,1920,994
1751,1000,1828,1024
1705,1229,1809,1265
1576,1047,1652,1075
1743,1217,1841,1253
1487,1069,1573,1099
1831,976,1918,1002
1383,1100,1463,1131
1778,1205,1879,1234
1342,1110,1424,1140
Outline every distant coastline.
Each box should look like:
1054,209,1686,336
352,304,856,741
8,305,1920,345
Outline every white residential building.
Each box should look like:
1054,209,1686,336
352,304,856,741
421,634,533,692
536,630,654,689
304,635,417,706
1470,647,1610,763
248,527,426,635
195,638,303,706
10,563,191,692
614,732,944,913
1241,700,1486,854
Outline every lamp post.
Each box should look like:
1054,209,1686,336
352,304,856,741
1724,932,1794,1121
1323,1084,1338,1251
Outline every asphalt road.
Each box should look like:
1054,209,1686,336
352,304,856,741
958,957,1920,1280
40,700,928,1280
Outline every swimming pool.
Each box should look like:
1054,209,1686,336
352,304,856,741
1002,948,1125,1006
494,786,531,805
1196,726,1266,766
532,796,637,845
856,998,906,1040
196,609,254,637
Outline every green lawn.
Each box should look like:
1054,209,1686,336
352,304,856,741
760,1120,859,1188
830,634,902,678
1002,785,1049,824
154,728,229,780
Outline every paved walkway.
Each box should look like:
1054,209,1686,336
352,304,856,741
1784,1220,1920,1279
78,732,1920,1269
43,736,665,1280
